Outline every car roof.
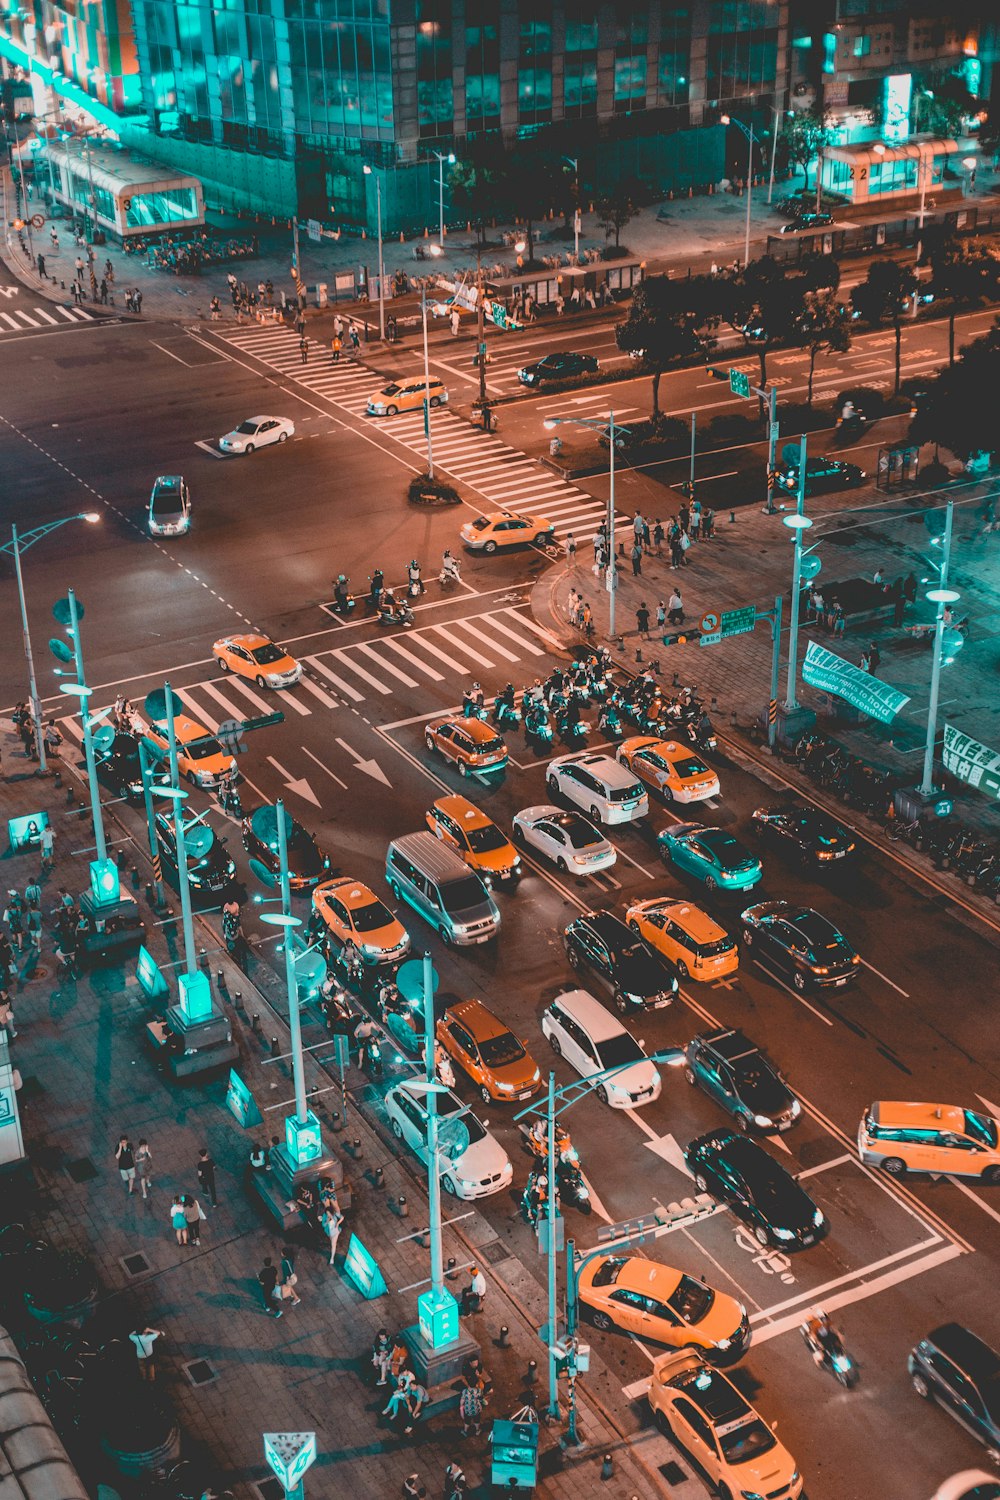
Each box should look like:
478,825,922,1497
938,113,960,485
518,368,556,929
248,415,279,423
434,794,495,829
445,997,511,1042
550,988,628,1042
438,717,501,744
654,902,728,941
601,1256,682,1296
225,632,270,650
872,1101,967,1132
698,1028,760,1064
658,1354,750,1423
927,1325,1000,1382
578,910,634,944
315,877,380,909
558,753,637,788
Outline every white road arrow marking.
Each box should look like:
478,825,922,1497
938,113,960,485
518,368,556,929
976,1093,1000,1120
335,735,391,786
266,755,320,807
642,1132,692,1177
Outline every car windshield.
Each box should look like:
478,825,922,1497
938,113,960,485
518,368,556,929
475,735,505,755
250,643,286,665
562,816,602,849
235,420,259,434
351,897,393,933
965,1110,999,1148
479,1032,526,1068
718,1418,777,1464
184,735,224,761
441,877,489,914
466,823,509,853
437,1092,485,1149
590,1257,626,1288
381,384,401,396
667,1273,714,1324
674,755,709,778
595,1033,644,1070
470,517,489,531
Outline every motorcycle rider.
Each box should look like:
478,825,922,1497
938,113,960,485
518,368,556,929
334,574,353,613
407,558,425,596
493,683,517,724
219,772,242,818
423,1039,456,1090
529,1118,572,1161
369,568,385,611
695,706,714,744
462,681,485,719
440,549,461,585
803,1309,842,1366
523,1170,550,1228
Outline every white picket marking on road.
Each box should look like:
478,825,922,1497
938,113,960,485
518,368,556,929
355,642,418,688
198,681,257,721
458,620,519,662
383,638,445,682
32,308,59,325
309,655,364,701
331,650,393,694
480,613,546,655
0,312,21,329
215,677,275,715
402,631,466,674
502,608,563,648
56,306,82,322
431,624,494,669
15,310,40,327
175,688,220,731
297,676,339,709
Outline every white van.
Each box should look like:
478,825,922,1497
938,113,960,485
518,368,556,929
541,988,661,1108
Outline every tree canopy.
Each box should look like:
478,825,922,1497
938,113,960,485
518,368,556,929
909,319,1000,462
778,110,831,189
851,259,919,393
615,274,718,419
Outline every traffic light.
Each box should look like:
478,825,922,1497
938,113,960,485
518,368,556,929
663,629,702,646
705,367,728,381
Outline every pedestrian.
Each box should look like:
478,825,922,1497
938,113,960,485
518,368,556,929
299,336,309,363
75,255,84,279
24,879,41,913
349,324,361,355
679,502,690,535
592,526,604,560
210,295,221,320
0,994,16,1040
49,226,58,248
867,640,881,675
321,1201,344,1265
641,517,652,554
98,278,108,304
37,253,46,278
295,312,306,336
565,532,577,565
632,510,645,547
636,602,650,637
860,650,872,674
873,567,884,587
656,601,666,632
105,259,115,284
125,288,134,313
444,1463,466,1500
832,603,845,638
892,587,905,628
702,507,715,540
170,1195,188,1245
372,1329,393,1386
450,307,460,337
197,1148,218,1207
903,571,918,605
461,1264,486,1315
668,588,684,626
566,587,580,623
459,1376,484,1437
0,933,13,982
43,719,63,760
670,532,684,569
630,543,642,577
134,1138,153,1199
653,518,665,555
690,498,702,539
581,601,593,638
257,1256,283,1317
386,313,398,343
280,1245,301,1304
403,1475,426,1498
333,313,344,341
390,1336,409,1386
134,288,142,314
331,335,342,362
115,1135,136,1192
129,1326,162,1381
26,906,42,952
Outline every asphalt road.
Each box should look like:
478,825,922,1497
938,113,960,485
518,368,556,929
4,308,1000,1500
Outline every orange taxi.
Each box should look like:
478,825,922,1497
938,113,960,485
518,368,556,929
146,714,237,789
626,899,739,982
213,633,302,688
579,1255,750,1362
425,718,508,776
617,737,720,804
426,795,520,884
437,997,541,1104
312,877,410,966
460,512,555,554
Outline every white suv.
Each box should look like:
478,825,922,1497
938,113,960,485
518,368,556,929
541,988,661,1108
547,753,648,825
384,1081,512,1199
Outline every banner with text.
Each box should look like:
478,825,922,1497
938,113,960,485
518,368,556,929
802,641,910,725
943,724,1000,801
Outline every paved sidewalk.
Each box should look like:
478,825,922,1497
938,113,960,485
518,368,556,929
0,723,667,1500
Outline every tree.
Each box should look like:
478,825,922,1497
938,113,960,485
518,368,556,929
596,181,639,249
505,146,562,266
448,141,511,242
717,257,809,395
794,290,853,405
909,319,1000,462
778,110,830,190
851,259,919,394
926,242,998,365
615,275,718,420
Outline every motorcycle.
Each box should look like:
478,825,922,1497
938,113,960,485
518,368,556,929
682,716,718,754
462,691,488,721
525,707,554,747
368,570,385,611
377,600,414,628
557,713,589,747
360,1030,384,1080
439,559,462,587
493,699,521,730
222,908,241,955
332,578,356,615
521,1170,556,1230
800,1319,858,1388
556,1156,592,1215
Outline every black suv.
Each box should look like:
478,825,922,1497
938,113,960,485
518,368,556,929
685,1029,800,1135
741,900,859,992
779,210,833,233
155,813,236,897
909,1324,1000,1458
751,807,856,868
517,351,599,387
777,458,864,496
685,1130,827,1249
242,811,330,890
564,910,678,1012
94,731,170,803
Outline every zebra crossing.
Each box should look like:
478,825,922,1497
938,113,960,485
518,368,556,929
219,323,631,541
0,303,94,334
55,605,559,746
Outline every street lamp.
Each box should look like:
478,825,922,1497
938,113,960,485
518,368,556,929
431,150,455,247
474,236,524,416
720,114,758,270
563,156,580,263
919,501,956,802
544,412,630,639
2,513,99,773
420,287,435,479
362,165,385,341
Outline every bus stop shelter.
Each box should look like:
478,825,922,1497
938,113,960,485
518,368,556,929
40,138,204,240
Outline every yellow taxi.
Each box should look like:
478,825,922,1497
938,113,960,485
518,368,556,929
426,795,520,884
858,1101,1000,1182
460,512,555,554
626,899,739,982
648,1349,803,1499
425,717,508,776
579,1256,749,1363
213,633,302,689
437,997,541,1104
312,877,410,967
146,714,237,789
617,736,720,804
367,378,448,416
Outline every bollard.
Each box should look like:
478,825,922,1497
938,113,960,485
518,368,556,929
499,1325,510,1348
234,990,244,1012
199,948,209,969
397,1195,408,1217
729,511,736,524
217,969,226,990
648,658,661,676
270,1036,280,1056
117,848,127,867
251,1013,262,1034
526,1359,537,1385
53,770,62,788
130,867,140,889
330,1109,343,1132
601,1454,614,1481
65,787,76,805
145,883,154,903
446,1256,457,1279
373,1165,384,1188
346,1137,362,1158
635,646,642,662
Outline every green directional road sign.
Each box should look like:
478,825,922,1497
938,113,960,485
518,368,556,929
729,369,751,399
720,605,756,638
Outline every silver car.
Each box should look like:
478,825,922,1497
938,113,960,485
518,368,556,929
546,753,648,825
512,804,616,874
218,415,295,453
384,1081,512,1199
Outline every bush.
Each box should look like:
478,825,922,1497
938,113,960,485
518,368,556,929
776,401,835,433
407,473,461,507
707,413,761,446
22,1248,98,1321
919,459,952,488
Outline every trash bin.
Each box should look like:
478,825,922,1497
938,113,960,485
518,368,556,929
489,1419,538,1489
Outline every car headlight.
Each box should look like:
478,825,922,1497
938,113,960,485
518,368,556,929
851,953,861,965
511,856,521,868
531,1068,540,1083
790,1471,800,1485
623,992,642,1006
790,1099,801,1117
265,672,284,686
812,1208,825,1227
196,771,215,786
715,1336,732,1350
740,1490,766,1500
362,943,378,955
496,1081,515,1093
753,1114,773,1128
773,1227,795,1241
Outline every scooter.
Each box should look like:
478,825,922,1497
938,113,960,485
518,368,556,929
377,600,414,628
800,1320,858,1388
557,713,589,747
525,707,554,747
556,1157,592,1215
361,1031,384,1081
598,705,624,740
439,561,462,587
332,578,356,615
682,716,718,754
493,700,521,730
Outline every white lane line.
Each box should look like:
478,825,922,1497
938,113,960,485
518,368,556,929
297,676,339,709
216,677,277,715
750,1236,943,1326
795,1152,852,1180
860,958,909,998
481,613,546,656
502,609,564,651
175,688,220,731
431,624,495,669
333,650,392,694
405,631,466,673
459,620,520,663
946,1175,1000,1228
309,655,365,702
301,744,348,791
751,958,834,1026
383,638,445,682
608,839,658,881
355,641,417,688
198,681,258,721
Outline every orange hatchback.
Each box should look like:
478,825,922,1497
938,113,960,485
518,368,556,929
425,718,508,777
437,997,541,1104
627,899,739,982
426,795,520,884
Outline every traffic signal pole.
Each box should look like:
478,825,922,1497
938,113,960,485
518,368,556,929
764,383,779,515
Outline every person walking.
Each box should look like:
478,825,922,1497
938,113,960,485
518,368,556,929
349,324,361,356
99,278,108,305
299,336,309,363
130,1326,162,1382
38,825,54,876
280,1245,301,1305
458,1376,484,1437
670,530,685,569
333,313,344,341
702,507,715,539
444,1463,466,1500
134,288,143,314
679,502,690,535
257,1257,283,1317
656,601,667,633
0,994,16,1040
403,1475,426,1498
331,335,342,362
450,307,461,337
386,313,398,343
197,1148,218,1207
668,588,684,626
321,1201,344,1265
866,640,881,676
630,542,642,577
43,721,63,761
565,532,576,566
653,518,665,556
566,587,579,623
632,510,645,550
24,879,41,913
690,497,702,540
135,1139,153,1199
183,1194,205,1245
170,1195,188,1246
636,602,650,638
115,1136,136,1193
580,601,593,638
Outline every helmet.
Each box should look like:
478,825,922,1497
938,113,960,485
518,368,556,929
338,573,347,582
411,559,419,568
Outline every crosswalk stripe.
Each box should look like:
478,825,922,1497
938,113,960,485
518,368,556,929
432,624,494,669
175,688,219,730
502,608,560,645
355,641,417,687
32,308,58,324
332,650,392,694
384,638,444,681
61,714,84,743
0,313,20,330
198,681,255,721
481,613,545,655
55,306,80,322
309,656,365,701
216,677,275,715
403,631,466,673
15,310,40,327
457,620,519,662
297,676,339,709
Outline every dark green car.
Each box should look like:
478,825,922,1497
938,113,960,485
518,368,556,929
657,823,763,893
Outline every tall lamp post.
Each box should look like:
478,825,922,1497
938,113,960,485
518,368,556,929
2,513,100,773
782,434,811,712
562,156,580,263
431,150,455,246
720,113,758,269
919,501,957,801
362,165,385,341
543,411,630,640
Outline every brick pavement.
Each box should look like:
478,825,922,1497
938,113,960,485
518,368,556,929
0,722,669,1500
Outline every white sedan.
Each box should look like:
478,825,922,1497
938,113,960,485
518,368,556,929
218,415,295,454
384,1081,512,1199
512,805,616,874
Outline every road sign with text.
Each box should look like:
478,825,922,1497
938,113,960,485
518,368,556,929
729,369,751,399
721,606,756,638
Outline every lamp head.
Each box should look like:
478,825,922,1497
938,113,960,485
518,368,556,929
782,513,813,532
543,419,560,431
513,239,526,253
81,512,100,523
720,114,731,125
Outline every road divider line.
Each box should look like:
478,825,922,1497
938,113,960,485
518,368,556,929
750,1236,943,1326
860,958,909,997
945,1175,1000,1228
300,744,348,791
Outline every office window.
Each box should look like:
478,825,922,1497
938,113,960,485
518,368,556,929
416,0,453,133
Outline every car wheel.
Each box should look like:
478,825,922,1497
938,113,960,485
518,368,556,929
277,431,288,443
792,970,807,993
441,1174,457,1197
425,733,437,753
736,1113,752,1133
753,1224,770,1247
484,540,497,554
660,784,673,803
513,823,526,845
480,1085,492,1105
438,925,453,947
704,875,717,892
566,946,581,970
590,805,603,823
684,1066,696,1087
910,1370,930,1399
388,879,401,900
676,960,689,979
390,1118,403,1141
596,1085,610,1106
591,1310,614,1333
386,405,398,416
255,675,267,689
881,1156,907,1177
217,657,230,672
429,396,441,408
742,927,754,948
546,777,560,796
717,1487,735,1500
244,443,255,453
458,760,469,777
557,856,570,872
983,1165,1000,1185
614,991,629,1015
694,1172,709,1194
548,1034,562,1056
659,844,672,866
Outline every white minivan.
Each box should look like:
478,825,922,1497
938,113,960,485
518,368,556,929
541,988,661,1108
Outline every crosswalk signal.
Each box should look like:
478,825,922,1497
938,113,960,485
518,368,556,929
705,366,728,381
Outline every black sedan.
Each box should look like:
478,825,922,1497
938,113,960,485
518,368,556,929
779,210,833,234
564,910,678,1012
517,351,599,387
94,731,169,803
242,812,331,891
751,806,856,868
685,1130,828,1249
776,458,864,496
741,900,860,991
155,813,236,897
685,1028,801,1135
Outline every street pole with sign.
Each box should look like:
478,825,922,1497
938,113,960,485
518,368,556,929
919,502,957,800
542,411,628,640
421,288,435,479
64,590,106,864
784,435,810,711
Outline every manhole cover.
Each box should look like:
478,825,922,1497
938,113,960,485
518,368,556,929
480,1239,510,1266
121,1253,150,1276
183,1358,217,1387
66,1158,97,1183
660,1462,686,1485
256,1480,284,1500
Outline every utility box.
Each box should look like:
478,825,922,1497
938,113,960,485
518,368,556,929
490,1419,538,1489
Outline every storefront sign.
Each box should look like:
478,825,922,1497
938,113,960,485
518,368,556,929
803,641,910,724
943,724,1000,800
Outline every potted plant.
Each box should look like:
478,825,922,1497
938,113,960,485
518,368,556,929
22,1248,98,1325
